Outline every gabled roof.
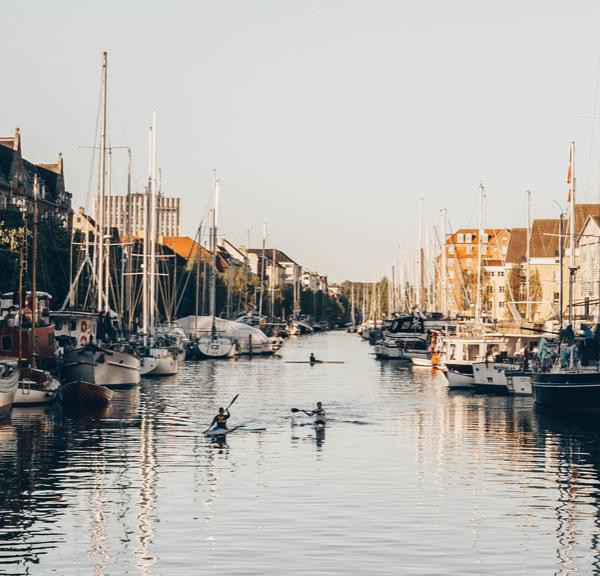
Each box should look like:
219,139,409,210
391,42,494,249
247,248,300,267
505,228,527,264
530,219,561,258
162,236,211,261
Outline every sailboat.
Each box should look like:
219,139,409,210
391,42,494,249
60,52,141,389
531,142,600,409
197,175,235,359
136,112,181,376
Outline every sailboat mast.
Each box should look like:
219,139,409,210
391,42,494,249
210,175,219,319
526,189,532,321
568,141,576,326
475,184,484,323
258,224,266,318
97,51,108,313
31,175,39,368
149,112,158,333
441,209,448,317
417,198,423,309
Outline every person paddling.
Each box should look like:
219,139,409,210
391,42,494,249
208,407,230,431
309,353,317,364
306,401,326,425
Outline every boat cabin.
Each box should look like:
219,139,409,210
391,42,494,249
50,311,98,348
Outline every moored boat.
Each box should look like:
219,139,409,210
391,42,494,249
61,344,141,388
61,380,113,407
14,367,61,405
0,362,19,418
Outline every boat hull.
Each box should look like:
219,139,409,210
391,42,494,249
472,362,519,395
62,380,113,407
62,348,141,388
145,349,179,376
444,362,475,389
506,371,532,396
0,363,19,418
14,369,61,405
532,371,600,409
197,336,235,359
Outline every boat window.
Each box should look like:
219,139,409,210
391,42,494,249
55,320,63,330
69,320,77,331
1,336,12,351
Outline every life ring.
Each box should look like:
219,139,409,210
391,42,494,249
80,335,88,345
81,320,88,333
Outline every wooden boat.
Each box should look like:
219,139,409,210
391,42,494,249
61,380,113,407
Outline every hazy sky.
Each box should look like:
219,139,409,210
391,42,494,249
3,1,600,281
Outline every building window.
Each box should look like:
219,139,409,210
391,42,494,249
457,234,464,243
466,259,472,267
499,286,504,293
553,292,560,302
499,301,504,308
1,336,12,351
465,233,473,243
448,245,455,254
486,285,493,294
483,233,489,243
466,245,473,255
498,271,504,277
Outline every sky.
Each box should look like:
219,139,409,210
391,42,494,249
3,1,600,282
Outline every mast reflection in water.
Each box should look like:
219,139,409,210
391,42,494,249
2,333,600,574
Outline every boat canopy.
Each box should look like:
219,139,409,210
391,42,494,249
176,316,269,344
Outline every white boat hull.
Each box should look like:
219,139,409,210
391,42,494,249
140,356,160,375
145,348,179,376
445,368,475,389
472,362,519,394
0,362,19,417
14,369,61,405
197,336,235,359
506,373,532,396
62,348,141,387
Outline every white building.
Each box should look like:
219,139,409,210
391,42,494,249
93,193,180,238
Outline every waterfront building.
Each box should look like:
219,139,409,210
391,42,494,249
301,270,328,293
0,128,72,225
94,193,181,238
575,214,600,321
442,228,510,318
247,250,286,289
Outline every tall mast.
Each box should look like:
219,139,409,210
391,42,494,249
526,189,532,321
568,141,576,326
441,209,448,317
97,51,108,313
31,175,39,368
210,173,219,320
104,146,112,314
475,184,485,323
258,224,266,318
149,111,158,333
417,198,423,309
351,283,356,328
270,247,276,320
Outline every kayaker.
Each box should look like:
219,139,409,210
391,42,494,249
306,401,326,425
208,407,230,431
309,353,317,363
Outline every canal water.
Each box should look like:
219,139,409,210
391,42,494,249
2,331,600,575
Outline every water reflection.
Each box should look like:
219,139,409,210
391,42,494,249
3,334,600,574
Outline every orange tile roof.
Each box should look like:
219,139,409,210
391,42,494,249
162,236,210,260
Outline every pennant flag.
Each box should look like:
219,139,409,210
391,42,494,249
567,143,574,202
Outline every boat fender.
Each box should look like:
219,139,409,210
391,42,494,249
80,335,88,345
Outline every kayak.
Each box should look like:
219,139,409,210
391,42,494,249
285,361,344,364
204,425,239,437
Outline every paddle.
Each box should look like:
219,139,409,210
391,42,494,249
204,394,239,433
290,407,311,416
